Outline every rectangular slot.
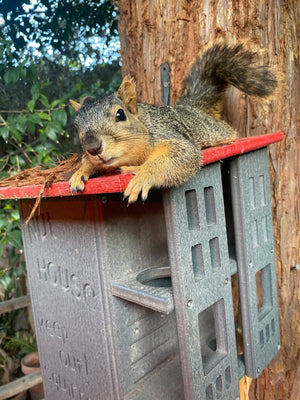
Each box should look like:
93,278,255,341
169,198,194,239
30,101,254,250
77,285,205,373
256,269,263,310
259,330,264,348
185,190,200,230
259,174,266,206
191,244,205,278
249,177,256,209
224,366,231,389
205,384,213,400
251,219,259,248
256,264,273,320
221,160,237,269
261,215,269,242
209,237,221,270
198,299,228,376
204,186,217,225
231,273,243,356
216,375,223,399
271,318,275,335
266,324,270,342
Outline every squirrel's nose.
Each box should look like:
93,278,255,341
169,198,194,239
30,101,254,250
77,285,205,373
86,144,102,156
84,135,102,156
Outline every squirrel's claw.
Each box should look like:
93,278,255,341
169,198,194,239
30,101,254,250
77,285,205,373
122,166,147,202
124,172,153,203
69,171,88,194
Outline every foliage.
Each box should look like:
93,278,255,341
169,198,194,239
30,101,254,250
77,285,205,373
0,22,121,347
0,330,36,385
0,0,119,63
5,330,37,358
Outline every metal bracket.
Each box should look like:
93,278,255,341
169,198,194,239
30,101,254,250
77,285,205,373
161,62,170,105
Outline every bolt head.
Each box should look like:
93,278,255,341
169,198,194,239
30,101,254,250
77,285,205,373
187,299,193,308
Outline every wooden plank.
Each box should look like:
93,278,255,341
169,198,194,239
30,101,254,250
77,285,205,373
0,370,42,400
0,295,31,315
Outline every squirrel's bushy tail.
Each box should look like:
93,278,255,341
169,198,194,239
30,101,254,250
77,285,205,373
178,43,277,118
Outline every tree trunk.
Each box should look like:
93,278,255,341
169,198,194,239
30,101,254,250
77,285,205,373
117,1,300,398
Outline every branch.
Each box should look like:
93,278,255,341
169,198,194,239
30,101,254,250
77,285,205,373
0,106,66,114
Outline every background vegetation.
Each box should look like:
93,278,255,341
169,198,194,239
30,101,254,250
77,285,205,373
0,0,121,383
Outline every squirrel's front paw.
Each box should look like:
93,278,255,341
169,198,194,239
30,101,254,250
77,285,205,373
69,170,88,194
123,169,154,203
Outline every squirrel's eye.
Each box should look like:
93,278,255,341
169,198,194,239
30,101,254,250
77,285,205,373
116,108,126,122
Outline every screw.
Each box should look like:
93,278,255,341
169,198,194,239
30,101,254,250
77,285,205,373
101,196,107,204
225,278,229,285
277,344,281,350
257,368,260,374
134,327,139,334
249,261,253,268
187,299,193,308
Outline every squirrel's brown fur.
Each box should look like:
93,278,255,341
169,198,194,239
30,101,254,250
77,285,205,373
69,43,277,203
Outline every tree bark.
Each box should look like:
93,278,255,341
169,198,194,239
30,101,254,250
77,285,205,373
117,1,300,398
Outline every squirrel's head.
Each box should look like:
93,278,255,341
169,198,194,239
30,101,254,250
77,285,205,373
70,76,150,169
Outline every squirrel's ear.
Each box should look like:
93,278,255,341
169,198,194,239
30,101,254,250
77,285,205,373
70,99,81,112
117,76,138,115
70,97,94,112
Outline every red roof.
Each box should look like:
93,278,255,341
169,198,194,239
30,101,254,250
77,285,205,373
0,132,283,200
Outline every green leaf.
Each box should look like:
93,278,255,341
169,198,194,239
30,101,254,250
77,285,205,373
27,99,35,112
38,112,51,121
6,230,22,249
46,127,58,142
50,99,60,108
0,126,9,141
19,67,27,80
1,274,13,292
0,239,4,259
11,209,20,221
0,217,8,229
39,131,47,146
0,45,4,61
30,83,40,102
51,109,67,127
4,68,19,84
9,127,22,144
40,94,50,108
28,113,42,126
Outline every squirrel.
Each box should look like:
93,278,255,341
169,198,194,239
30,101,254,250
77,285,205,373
69,42,277,203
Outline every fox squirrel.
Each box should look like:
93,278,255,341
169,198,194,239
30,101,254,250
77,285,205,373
69,43,277,203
